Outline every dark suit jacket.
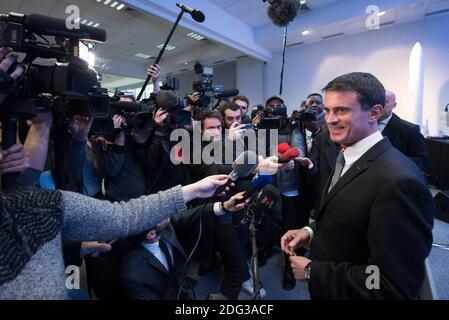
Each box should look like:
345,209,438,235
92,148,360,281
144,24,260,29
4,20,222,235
308,138,434,299
120,224,187,300
382,113,429,171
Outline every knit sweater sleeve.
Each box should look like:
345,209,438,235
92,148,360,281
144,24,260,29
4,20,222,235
59,185,186,242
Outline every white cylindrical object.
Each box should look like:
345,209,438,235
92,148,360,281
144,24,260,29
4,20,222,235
408,42,424,128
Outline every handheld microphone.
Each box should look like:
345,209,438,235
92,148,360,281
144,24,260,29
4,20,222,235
24,14,107,42
277,142,290,155
278,147,300,163
241,184,281,224
214,89,239,99
236,173,273,204
214,150,259,196
176,3,206,23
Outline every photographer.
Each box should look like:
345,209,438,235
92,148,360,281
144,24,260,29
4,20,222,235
232,95,251,124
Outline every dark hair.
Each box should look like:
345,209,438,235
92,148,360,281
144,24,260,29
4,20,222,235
232,95,249,107
200,110,222,129
307,93,322,100
220,102,242,119
322,72,385,111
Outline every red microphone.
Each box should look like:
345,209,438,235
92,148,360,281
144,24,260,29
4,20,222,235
277,142,290,155
278,148,300,163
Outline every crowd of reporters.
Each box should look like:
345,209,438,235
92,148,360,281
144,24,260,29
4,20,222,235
0,45,432,300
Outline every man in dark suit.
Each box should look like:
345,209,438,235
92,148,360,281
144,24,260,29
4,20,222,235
283,72,434,299
121,193,248,300
121,219,188,300
379,90,429,171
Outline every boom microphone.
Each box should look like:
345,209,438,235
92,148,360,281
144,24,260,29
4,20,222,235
214,150,259,196
155,90,180,112
24,14,107,42
264,0,300,27
214,89,239,99
176,3,206,23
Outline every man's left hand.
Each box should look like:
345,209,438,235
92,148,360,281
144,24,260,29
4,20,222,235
289,256,312,281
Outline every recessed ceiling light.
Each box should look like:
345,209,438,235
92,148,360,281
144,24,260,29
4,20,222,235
187,32,205,41
300,0,307,5
110,1,118,8
116,3,125,10
302,30,310,35
93,23,100,27
184,62,189,65
135,53,152,59
157,44,176,50
104,0,111,5
87,21,94,26
81,19,88,24
378,11,386,16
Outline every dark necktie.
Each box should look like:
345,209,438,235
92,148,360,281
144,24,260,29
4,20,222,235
328,150,345,192
159,240,173,273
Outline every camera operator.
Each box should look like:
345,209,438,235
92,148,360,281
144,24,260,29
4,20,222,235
263,95,308,291
297,93,326,153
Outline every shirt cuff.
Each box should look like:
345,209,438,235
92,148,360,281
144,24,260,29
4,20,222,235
213,202,226,216
303,226,314,247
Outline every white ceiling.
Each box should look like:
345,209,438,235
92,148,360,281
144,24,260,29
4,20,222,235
2,0,449,89
0,0,245,81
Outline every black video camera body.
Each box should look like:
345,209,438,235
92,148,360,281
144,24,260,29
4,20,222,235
0,12,110,118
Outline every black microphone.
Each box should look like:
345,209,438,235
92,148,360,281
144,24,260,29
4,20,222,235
176,3,205,23
264,0,300,27
241,184,281,224
214,89,239,99
235,172,273,204
214,150,259,196
24,14,107,42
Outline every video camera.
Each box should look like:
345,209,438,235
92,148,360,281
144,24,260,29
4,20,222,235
91,99,154,137
0,12,110,118
191,64,224,108
252,104,288,130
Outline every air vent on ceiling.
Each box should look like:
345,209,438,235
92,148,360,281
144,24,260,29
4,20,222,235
380,21,394,27
287,41,304,48
214,60,226,64
236,55,249,59
322,32,344,40
425,8,449,17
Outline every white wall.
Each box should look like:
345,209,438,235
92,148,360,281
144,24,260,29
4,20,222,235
265,13,449,136
236,57,266,107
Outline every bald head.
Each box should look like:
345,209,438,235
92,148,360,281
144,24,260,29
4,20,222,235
381,90,397,120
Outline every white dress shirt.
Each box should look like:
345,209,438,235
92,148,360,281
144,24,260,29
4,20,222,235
141,239,174,271
378,114,393,133
340,130,384,176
